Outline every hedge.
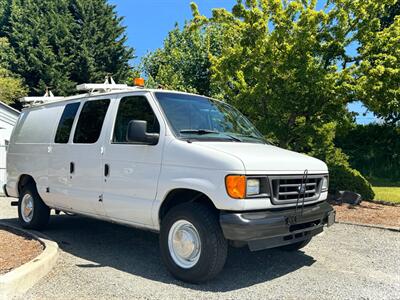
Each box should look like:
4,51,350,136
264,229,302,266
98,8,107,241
328,164,375,200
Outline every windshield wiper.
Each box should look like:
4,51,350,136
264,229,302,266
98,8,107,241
180,129,219,135
223,133,242,142
237,134,267,143
179,129,242,142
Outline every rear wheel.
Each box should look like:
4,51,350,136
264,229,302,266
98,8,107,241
279,238,312,251
159,203,227,283
18,183,50,230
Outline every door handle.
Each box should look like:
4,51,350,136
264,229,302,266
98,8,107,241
104,164,110,177
70,162,75,174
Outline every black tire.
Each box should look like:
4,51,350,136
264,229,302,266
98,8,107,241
18,182,50,230
279,238,312,251
159,203,228,283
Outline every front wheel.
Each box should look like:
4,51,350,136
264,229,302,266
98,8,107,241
18,182,50,230
159,203,228,283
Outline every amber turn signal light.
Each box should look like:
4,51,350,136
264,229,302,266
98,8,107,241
225,175,246,199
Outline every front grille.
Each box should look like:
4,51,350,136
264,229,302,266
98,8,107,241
270,175,323,205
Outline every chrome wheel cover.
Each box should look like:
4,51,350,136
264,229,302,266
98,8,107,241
168,220,201,269
21,194,34,223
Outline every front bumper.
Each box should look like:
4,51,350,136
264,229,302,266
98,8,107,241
220,201,335,251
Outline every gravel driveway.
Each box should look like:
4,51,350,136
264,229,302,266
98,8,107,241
1,197,399,300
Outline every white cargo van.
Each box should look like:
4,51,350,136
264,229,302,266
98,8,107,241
4,82,334,282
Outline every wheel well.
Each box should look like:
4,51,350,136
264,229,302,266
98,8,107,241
17,174,35,195
159,189,217,222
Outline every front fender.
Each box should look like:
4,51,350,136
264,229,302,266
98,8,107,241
151,165,246,229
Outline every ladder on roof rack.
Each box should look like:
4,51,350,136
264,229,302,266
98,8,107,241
19,88,65,107
19,76,141,107
76,75,138,93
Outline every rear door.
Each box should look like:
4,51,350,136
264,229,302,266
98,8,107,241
10,105,62,204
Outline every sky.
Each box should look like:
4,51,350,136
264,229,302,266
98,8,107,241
109,0,377,124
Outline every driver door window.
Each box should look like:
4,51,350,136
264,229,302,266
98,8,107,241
113,96,160,144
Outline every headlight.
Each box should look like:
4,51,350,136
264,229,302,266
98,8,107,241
246,178,260,196
321,176,329,191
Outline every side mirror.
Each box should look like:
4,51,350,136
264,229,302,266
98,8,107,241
126,120,159,145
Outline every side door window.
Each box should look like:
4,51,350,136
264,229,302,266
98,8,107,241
55,102,80,143
113,96,160,144
74,99,110,144
48,103,81,207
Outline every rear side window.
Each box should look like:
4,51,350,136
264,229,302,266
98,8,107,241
113,96,160,143
54,102,80,143
14,105,62,144
73,99,110,144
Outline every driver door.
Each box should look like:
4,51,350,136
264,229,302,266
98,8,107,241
102,94,164,227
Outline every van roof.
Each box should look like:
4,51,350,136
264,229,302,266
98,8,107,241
21,88,208,110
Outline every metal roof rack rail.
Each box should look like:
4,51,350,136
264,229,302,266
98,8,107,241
19,88,65,107
76,75,137,93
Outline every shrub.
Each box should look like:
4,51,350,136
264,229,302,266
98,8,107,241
336,124,400,180
328,164,375,200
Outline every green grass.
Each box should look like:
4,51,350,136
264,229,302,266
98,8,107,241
372,187,400,204
367,178,400,204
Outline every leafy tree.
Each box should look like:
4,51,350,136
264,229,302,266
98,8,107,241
0,36,13,67
142,22,223,96
187,0,376,198
380,0,400,29
0,37,27,105
356,17,399,123
191,0,354,151
0,67,27,105
324,0,399,123
339,0,400,124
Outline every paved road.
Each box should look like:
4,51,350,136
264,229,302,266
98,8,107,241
1,197,399,300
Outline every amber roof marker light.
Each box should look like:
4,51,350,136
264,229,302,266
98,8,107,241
133,77,145,87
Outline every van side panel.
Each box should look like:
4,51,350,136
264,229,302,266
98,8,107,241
7,105,63,203
6,111,25,197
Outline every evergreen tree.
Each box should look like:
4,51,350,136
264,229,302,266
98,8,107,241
0,0,134,96
0,0,11,33
4,0,77,95
68,0,133,84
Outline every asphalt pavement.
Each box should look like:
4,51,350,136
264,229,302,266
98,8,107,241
1,197,399,300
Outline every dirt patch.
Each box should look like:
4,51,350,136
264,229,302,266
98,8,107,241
333,201,400,228
0,226,43,275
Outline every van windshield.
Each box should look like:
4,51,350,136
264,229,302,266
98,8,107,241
155,92,266,143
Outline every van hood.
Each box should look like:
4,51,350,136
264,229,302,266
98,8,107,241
196,142,328,173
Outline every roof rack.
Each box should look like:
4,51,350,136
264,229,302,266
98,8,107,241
19,76,142,107
76,76,138,93
19,88,65,107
